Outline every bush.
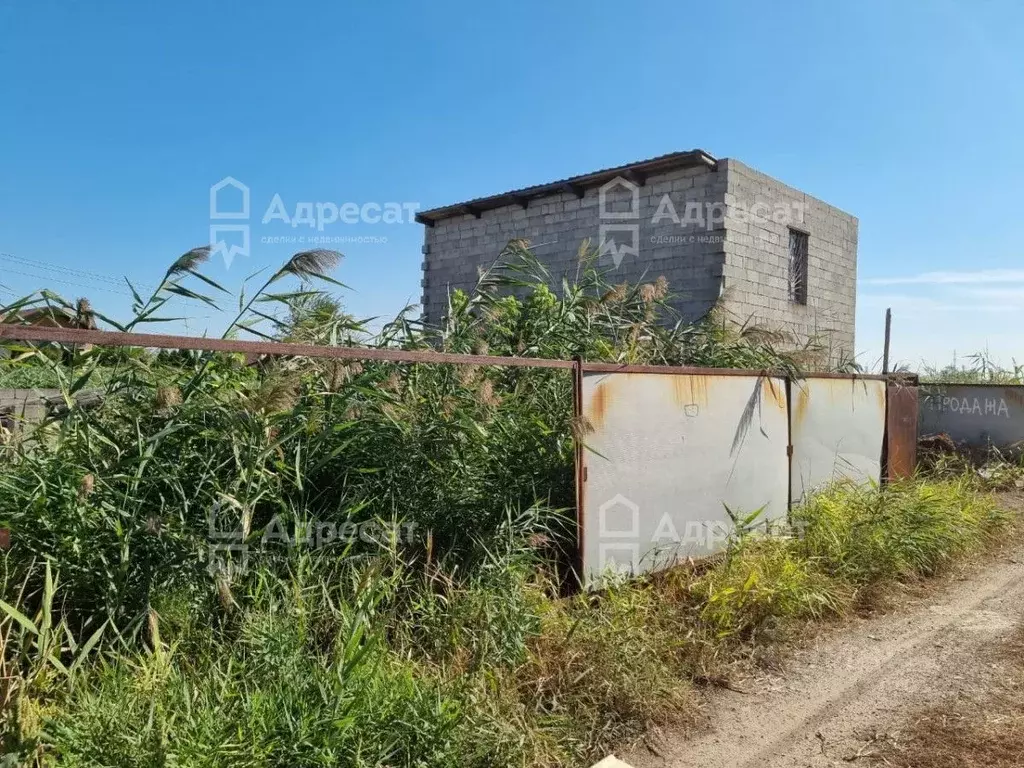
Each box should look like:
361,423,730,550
523,582,699,760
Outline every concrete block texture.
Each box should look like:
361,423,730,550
421,156,857,360
422,165,728,327
718,159,857,360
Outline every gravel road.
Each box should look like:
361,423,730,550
622,515,1024,768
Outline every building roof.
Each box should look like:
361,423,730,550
3,306,98,330
415,148,718,226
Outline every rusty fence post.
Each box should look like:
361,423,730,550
572,355,585,588
785,375,794,513
885,378,919,480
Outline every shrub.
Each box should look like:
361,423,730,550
522,581,699,761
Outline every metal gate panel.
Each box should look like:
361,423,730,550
886,383,918,479
790,377,886,503
580,371,789,585
918,384,1024,450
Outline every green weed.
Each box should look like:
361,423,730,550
793,479,1011,588
0,242,1017,766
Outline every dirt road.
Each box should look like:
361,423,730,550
623,535,1024,768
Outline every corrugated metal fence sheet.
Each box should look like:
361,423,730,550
790,377,886,503
918,384,1024,450
580,371,789,585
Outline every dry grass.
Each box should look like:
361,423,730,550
876,625,1024,768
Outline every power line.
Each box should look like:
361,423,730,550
0,251,146,286
0,252,225,326
0,254,156,293
0,265,134,297
0,252,159,291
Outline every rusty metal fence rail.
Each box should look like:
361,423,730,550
2,325,914,586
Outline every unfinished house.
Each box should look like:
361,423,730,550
416,149,858,357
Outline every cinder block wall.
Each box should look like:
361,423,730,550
0,389,61,436
720,159,858,359
421,158,857,359
421,164,728,325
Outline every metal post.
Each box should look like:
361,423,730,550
882,308,892,375
572,355,585,590
785,376,793,515
880,309,892,483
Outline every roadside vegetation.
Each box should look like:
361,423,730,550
0,242,1018,766
0,367,108,389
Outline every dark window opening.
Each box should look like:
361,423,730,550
788,228,808,305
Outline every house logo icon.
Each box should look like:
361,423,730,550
210,177,249,219
597,492,640,577
597,176,641,269
209,177,251,268
598,176,639,220
598,493,639,538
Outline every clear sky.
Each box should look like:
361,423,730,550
1,0,1022,371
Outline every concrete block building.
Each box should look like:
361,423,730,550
416,150,857,357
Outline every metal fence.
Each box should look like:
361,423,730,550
918,384,1024,451
579,370,790,582
886,382,919,477
578,369,891,585
790,376,887,504
2,324,914,587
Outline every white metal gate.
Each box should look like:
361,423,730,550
580,371,789,585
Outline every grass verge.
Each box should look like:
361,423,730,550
2,478,1014,767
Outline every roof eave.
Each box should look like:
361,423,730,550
415,149,718,226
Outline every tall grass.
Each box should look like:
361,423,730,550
920,350,1024,384
0,481,1013,766
0,241,1015,766
793,479,1012,587
0,241,815,622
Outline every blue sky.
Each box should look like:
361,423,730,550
1,0,1022,370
